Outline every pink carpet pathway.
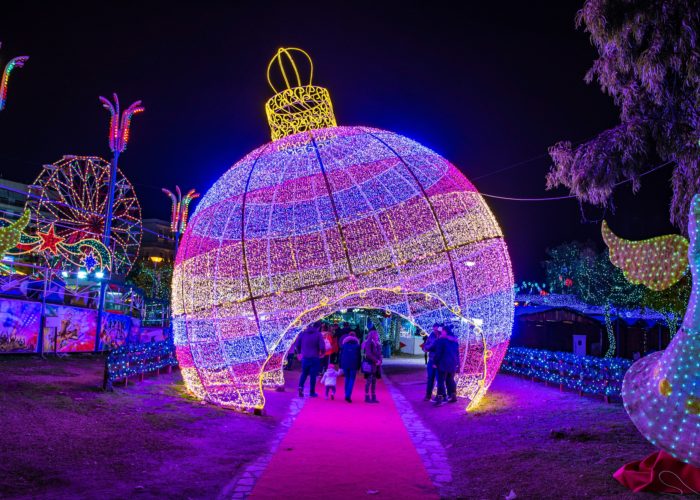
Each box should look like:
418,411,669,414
250,376,438,498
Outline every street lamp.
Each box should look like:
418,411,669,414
95,93,144,351
149,255,163,299
0,42,29,112
162,186,199,255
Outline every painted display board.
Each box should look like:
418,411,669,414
98,312,132,351
0,296,159,354
0,299,41,353
43,305,97,353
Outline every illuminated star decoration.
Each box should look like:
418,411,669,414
0,210,113,274
37,225,64,254
0,42,29,112
604,200,700,467
83,252,98,272
171,48,514,414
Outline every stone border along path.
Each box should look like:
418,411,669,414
217,397,306,500
383,375,454,495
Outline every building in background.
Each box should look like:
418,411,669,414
140,218,174,261
512,294,671,359
0,178,30,217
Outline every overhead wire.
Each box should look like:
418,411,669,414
0,151,676,238
478,160,674,202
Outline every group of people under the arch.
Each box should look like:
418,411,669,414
291,321,381,403
288,319,460,406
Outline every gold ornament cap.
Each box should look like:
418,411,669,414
265,48,337,141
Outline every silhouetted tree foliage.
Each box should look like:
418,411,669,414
126,258,173,301
543,241,644,308
547,0,700,232
642,273,692,333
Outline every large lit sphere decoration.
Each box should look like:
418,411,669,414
172,48,514,412
604,202,699,466
26,156,142,276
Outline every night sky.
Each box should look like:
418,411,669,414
0,1,675,280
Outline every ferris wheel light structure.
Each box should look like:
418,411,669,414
25,156,142,276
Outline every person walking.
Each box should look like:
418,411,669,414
433,326,460,406
421,324,440,401
320,363,340,399
340,331,361,403
295,323,325,398
362,329,383,403
329,323,340,364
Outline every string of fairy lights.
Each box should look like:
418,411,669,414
105,338,178,389
501,347,632,396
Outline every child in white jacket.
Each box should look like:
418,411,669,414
320,364,340,399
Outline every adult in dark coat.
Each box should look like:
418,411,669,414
421,324,441,401
433,327,460,405
295,324,325,397
339,331,361,403
336,323,351,356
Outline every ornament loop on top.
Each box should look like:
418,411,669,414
265,47,336,141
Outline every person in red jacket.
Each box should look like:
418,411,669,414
319,323,334,374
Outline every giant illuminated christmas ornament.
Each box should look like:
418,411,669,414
0,42,29,112
172,48,514,412
603,202,699,466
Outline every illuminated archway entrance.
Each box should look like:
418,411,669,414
258,287,492,411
